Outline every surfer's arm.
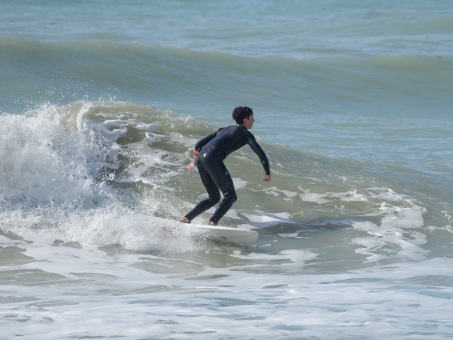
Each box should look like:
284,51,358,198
246,132,271,178
194,131,217,153
188,131,217,171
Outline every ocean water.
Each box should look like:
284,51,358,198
1,1,453,339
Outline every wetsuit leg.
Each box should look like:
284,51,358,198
184,157,221,222
202,157,237,225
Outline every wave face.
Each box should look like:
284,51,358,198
2,38,452,184
2,37,452,113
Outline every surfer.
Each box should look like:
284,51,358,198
179,106,271,226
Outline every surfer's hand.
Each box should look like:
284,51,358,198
187,162,196,172
263,174,271,182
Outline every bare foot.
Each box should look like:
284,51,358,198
179,217,190,223
207,221,217,226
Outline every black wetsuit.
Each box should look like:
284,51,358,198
184,125,270,224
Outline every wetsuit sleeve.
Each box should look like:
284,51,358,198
193,131,217,161
247,132,271,175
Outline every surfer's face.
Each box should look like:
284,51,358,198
243,114,254,130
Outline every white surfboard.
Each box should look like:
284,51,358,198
157,219,259,247
187,224,259,247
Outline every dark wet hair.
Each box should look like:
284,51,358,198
232,106,253,125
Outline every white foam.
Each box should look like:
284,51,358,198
0,105,110,206
75,101,92,131
298,188,369,205
4,246,453,339
380,203,426,229
300,189,330,204
352,199,428,262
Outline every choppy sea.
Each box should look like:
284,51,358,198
1,1,453,339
